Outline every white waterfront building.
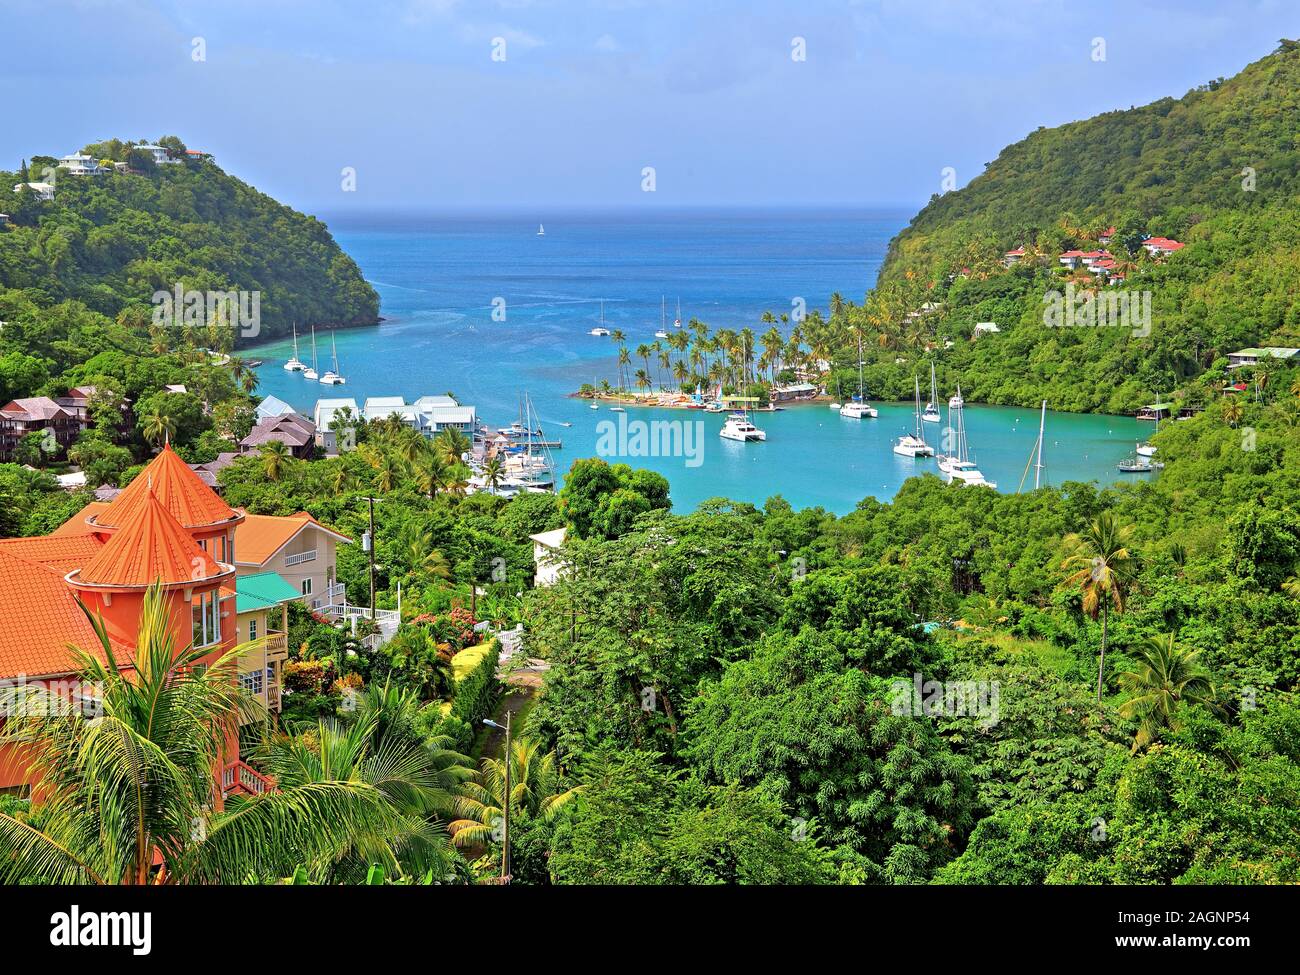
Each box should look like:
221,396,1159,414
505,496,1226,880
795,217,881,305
137,144,181,166
313,394,476,453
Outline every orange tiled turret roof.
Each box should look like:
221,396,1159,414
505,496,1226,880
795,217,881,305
92,444,239,530
76,489,227,588
0,548,127,679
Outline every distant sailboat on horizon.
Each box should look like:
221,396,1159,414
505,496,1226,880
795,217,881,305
537,223,545,236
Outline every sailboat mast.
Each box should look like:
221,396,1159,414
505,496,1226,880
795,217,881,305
914,376,922,437
1035,400,1046,490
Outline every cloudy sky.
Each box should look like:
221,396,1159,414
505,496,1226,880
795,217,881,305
3,0,1295,212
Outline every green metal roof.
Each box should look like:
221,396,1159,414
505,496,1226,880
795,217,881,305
235,571,301,614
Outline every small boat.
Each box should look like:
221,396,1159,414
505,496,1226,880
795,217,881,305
283,323,306,372
610,406,625,413
319,332,346,384
557,421,572,428
829,402,842,410
537,223,545,236
893,376,935,457
655,297,669,339
704,401,724,413
1136,391,1160,456
922,362,941,423
1117,457,1154,473
655,329,669,339
674,298,682,328
303,326,319,380
720,413,766,442
247,359,263,368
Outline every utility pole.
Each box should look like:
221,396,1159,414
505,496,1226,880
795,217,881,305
361,496,379,619
484,713,512,883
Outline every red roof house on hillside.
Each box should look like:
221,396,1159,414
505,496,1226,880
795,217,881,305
0,445,257,798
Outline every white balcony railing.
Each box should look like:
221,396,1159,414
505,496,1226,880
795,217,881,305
309,583,346,611
284,549,317,567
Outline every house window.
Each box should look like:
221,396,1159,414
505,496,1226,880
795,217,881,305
248,617,258,641
191,591,221,647
301,578,313,596
240,669,264,695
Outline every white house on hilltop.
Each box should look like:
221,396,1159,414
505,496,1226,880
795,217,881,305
529,528,568,588
57,153,104,176
14,181,55,201
137,144,181,166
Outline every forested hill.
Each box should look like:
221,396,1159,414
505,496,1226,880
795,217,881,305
0,136,378,345
843,40,1300,414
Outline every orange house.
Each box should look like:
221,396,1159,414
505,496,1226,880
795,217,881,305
0,445,269,801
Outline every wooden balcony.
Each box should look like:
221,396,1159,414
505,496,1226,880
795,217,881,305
221,760,273,799
265,632,288,660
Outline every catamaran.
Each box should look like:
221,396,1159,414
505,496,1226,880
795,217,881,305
319,332,346,385
303,326,319,380
893,375,935,457
936,384,995,487
720,412,767,442
840,333,878,419
283,323,306,372
922,362,941,423
590,299,611,336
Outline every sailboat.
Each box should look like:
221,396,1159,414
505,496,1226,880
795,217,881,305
893,376,935,457
840,332,877,418
537,223,545,236
655,296,669,339
674,298,682,328
319,332,346,385
936,384,995,487
283,323,306,372
922,362,941,423
1017,401,1048,492
303,326,319,380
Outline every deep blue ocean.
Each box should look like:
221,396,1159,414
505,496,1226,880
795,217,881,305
249,208,1148,513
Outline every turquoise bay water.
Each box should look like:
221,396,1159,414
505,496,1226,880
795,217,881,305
250,208,1150,513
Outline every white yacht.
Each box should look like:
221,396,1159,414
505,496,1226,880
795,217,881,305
840,333,877,418
655,329,669,339
319,332,346,385
283,323,306,372
936,384,995,487
893,376,935,457
922,362,941,423
720,413,766,442
303,326,319,380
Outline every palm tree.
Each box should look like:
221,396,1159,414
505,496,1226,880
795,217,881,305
482,455,505,495
1118,632,1219,750
634,368,651,395
264,692,473,882
0,584,400,884
328,461,354,495
414,451,451,499
260,440,291,481
1059,512,1138,701
1221,398,1245,428
140,405,176,449
434,428,471,467
449,737,581,849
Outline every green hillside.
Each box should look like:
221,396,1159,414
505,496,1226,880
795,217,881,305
0,135,378,346
830,40,1300,413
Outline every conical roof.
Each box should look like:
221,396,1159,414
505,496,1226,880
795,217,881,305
77,488,226,587
93,443,238,530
